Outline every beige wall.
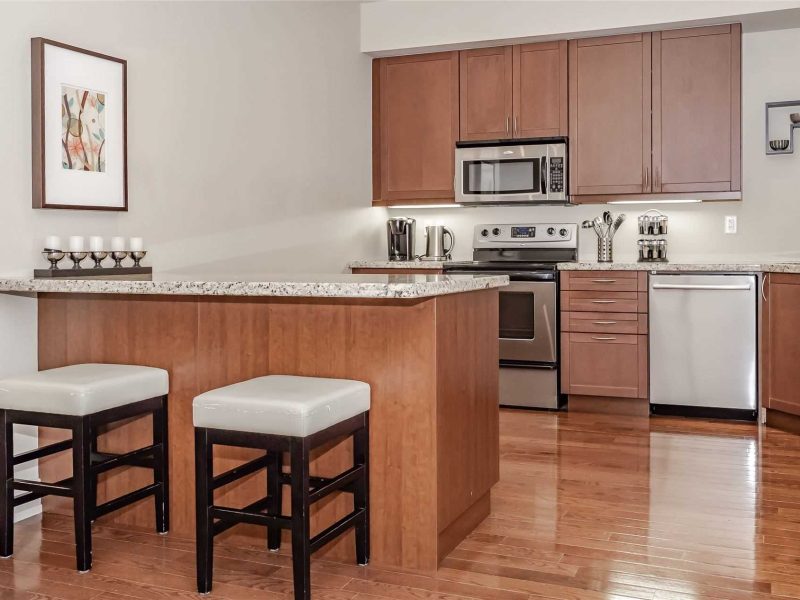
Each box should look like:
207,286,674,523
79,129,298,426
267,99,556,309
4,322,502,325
0,1,385,277
388,27,800,263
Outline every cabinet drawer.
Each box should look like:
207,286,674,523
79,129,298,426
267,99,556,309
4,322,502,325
561,332,648,398
561,290,647,313
562,311,647,334
561,271,646,292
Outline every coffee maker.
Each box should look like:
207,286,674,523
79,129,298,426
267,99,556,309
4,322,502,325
386,217,416,261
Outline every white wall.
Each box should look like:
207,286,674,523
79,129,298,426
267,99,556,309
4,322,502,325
361,0,800,55
386,27,800,264
0,1,385,277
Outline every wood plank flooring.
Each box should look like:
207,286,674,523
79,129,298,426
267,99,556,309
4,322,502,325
6,409,800,599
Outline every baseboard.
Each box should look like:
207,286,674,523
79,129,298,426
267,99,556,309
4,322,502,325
567,395,650,417
766,408,800,435
15,500,41,523
437,491,490,564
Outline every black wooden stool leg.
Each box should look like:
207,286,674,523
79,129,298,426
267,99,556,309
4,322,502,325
153,396,169,534
0,411,13,558
290,439,311,600
89,425,98,523
266,450,282,551
195,428,214,594
353,417,370,566
72,418,93,572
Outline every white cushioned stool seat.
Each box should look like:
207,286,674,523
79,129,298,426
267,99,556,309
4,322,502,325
193,375,370,437
0,364,169,416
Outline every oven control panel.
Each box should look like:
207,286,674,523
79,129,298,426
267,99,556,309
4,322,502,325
474,222,577,248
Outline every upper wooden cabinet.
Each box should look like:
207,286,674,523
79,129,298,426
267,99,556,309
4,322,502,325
569,24,741,202
372,52,459,206
460,41,567,141
652,25,741,193
569,34,652,196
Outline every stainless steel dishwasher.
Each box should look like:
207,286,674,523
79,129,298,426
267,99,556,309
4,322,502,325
649,273,757,420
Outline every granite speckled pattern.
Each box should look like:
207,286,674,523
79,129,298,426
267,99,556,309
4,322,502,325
557,261,765,272
348,260,447,269
0,272,509,299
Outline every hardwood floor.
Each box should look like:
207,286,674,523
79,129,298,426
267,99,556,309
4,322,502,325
6,409,800,599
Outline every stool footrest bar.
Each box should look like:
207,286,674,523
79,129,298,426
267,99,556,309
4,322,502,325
12,478,73,498
91,445,158,475
308,465,364,503
212,496,278,536
13,440,72,466
213,455,270,490
94,483,160,519
309,509,366,554
211,502,291,533
12,476,73,506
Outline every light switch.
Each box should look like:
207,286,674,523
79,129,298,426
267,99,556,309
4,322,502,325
724,215,737,234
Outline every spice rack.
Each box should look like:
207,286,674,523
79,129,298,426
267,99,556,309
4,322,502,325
765,100,800,155
637,209,668,263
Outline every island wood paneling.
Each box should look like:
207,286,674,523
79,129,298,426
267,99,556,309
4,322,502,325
36,290,499,573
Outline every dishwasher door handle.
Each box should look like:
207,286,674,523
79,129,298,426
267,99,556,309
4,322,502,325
651,283,752,291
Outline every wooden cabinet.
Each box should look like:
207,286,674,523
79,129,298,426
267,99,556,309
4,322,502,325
560,271,649,404
459,47,513,141
372,52,459,206
762,274,800,417
569,24,741,202
653,25,741,193
569,34,652,197
460,42,567,141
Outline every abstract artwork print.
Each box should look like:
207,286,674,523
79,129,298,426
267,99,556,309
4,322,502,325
61,84,106,172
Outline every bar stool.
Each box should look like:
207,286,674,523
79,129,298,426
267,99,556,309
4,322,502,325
0,363,170,572
192,375,370,600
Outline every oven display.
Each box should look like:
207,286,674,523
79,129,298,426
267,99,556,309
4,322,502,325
511,226,536,238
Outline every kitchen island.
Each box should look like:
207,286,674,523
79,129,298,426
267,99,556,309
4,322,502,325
0,272,506,573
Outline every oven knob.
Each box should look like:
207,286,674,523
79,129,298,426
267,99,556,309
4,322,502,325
480,229,489,237
547,227,556,236
492,228,501,236
559,228,568,237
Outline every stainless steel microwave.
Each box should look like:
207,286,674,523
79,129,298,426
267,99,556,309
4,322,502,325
455,138,568,205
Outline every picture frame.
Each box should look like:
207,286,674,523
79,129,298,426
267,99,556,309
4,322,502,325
31,37,128,211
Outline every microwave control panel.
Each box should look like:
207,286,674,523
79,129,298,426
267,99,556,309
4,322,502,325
549,157,564,193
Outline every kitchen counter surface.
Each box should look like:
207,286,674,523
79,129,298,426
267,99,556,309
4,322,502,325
558,259,800,273
0,272,508,299
348,260,448,269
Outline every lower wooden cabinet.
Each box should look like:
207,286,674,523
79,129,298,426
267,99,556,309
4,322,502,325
561,332,648,398
763,273,800,417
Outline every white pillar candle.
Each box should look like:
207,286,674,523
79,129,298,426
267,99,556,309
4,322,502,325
129,237,144,252
44,235,61,251
68,236,85,252
89,236,104,252
110,236,126,252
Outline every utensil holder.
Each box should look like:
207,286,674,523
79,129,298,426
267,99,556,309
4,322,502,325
597,237,613,263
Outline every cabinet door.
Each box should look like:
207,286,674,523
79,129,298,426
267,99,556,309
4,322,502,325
375,52,459,204
652,25,741,193
568,34,652,197
459,47,513,141
765,275,800,416
561,332,648,398
513,41,568,138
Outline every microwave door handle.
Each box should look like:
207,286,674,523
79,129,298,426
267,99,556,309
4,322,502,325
540,156,548,196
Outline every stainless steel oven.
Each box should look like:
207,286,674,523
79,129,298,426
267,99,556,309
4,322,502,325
444,222,577,409
455,138,568,205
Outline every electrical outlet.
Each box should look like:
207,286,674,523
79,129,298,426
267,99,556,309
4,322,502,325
724,215,737,234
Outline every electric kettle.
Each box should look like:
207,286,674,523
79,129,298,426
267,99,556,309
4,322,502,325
421,225,455,261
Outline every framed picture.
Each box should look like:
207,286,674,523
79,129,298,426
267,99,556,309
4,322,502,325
31,38,127,211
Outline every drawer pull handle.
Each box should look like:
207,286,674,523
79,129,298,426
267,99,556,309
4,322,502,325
590,300,616,304
591,336,617,341
592,321,617,325
591,279,617,283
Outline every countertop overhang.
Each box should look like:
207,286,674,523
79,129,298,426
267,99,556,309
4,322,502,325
0,272,509,299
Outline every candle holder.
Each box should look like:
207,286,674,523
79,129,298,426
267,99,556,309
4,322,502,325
90,251,109,268
42,250,65,270
111,250,128,268
68,251,88,269
130,250,147,267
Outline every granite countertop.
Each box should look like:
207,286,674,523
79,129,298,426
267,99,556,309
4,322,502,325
558,258,800,272
348,260,447,269
0,272,509,299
